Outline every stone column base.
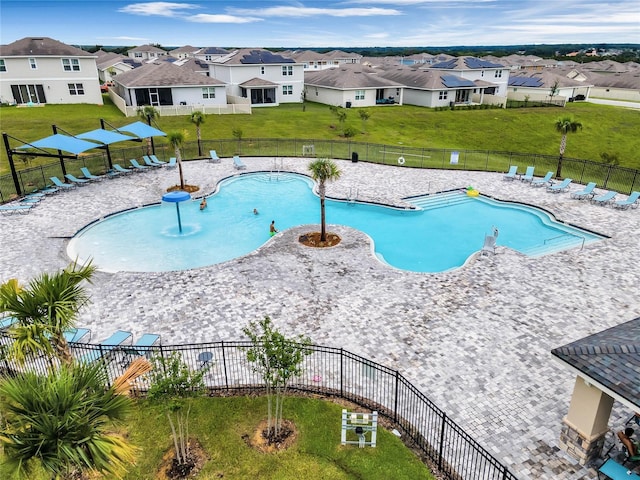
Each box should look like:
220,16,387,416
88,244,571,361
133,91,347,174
559,419,607,465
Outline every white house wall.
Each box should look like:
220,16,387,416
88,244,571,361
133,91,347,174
458,68,508,96
171,86,226,106
0,56,102,105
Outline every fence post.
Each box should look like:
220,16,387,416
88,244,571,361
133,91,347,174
221,341,229,391
340,348,344,398
438,412,447,471
394,370,399,423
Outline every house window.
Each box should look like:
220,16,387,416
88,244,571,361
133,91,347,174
68,83,84,95
29,58,37,69
62,58,80,71
134,52,142,58
0,59,5,72
282,65,293,76
261,66,265,75
282,85,293,95
355,90,365,100
202,87,216,99
439,91,448,100
494,70,502,78
205,55,212,61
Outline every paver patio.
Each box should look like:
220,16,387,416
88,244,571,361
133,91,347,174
1,157,638,479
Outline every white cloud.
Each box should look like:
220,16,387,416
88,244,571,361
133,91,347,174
187,14,261,24
105,36,151,42
118,2,200,17
229,5,402,18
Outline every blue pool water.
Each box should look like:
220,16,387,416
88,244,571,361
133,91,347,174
67,172,603,273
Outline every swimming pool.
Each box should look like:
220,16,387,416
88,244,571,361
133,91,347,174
67,172,603,273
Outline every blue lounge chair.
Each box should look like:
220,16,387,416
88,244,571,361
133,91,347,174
209,150,221,163
118,333,161,366
80,167,104,181
547,178,572,193
521,166,535,183
50,176,75,189
591,190,617,206
112,163,133,175
130,159,149,171
613,191,640,210
531,172,554,188
142,156,162,168
503,165,518,181
63,327,91,343
38,186,59,195
233,155,246,170
570,182,597,200
0,204,34,214
166,157,177,169
150,155,166,165
65,174,90,186
78,330,132,364
0,317,17,330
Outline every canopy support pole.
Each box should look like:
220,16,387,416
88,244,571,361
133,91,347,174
2,133,22,196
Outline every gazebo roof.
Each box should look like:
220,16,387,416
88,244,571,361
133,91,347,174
551,317,640,410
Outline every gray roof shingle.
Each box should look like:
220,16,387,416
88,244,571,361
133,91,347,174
113,62,224,88
551,317,640,408
0,37,93,57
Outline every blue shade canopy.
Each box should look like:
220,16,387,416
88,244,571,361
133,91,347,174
117,121,166,139
76,129,135,145
17,134,101,155
162,191,191,203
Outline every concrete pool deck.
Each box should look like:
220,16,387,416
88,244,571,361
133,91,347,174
1,157,638,479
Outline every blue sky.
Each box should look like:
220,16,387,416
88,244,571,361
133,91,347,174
1,0,639,48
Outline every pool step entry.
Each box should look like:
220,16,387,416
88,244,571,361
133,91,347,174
406,191,472,210
519,233,588,257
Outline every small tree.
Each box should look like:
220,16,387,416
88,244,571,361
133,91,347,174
232,127,243,153
243,317,311,441
137,106,160,156
0,261,95,366
147,351,208,469
0,362,136,480
167,130,187,189
549,80,560,103
554,116,582,178
336,109,347,134
358,109,371,133
308,158,342,242
190,111,205,157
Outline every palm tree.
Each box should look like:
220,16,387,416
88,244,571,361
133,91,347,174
0,261,95,366
168,130,187,189
554,116,582,178
190,111,205,157
308,158,342,242
137,105,160,156
0,362,137,479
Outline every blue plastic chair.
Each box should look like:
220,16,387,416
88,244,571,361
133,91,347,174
78,330,132,364
591,190,617,206
531,172,553,188
503,165,518,181
613,191,640,210
50,176,75,189
547,178,572,193
209,150,221,163
570,182,597,200
80,167,103,181
521,166,535,183
233,155,246,170
130,159,149,171
65,174,90,186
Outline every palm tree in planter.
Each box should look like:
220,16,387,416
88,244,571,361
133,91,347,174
307,158,342,243
0,261,95,366
554,116,582,179
137,105,160,156
168,130,187,190
190,111,205,157
0,362,136,479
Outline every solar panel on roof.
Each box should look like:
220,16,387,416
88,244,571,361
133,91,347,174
508,76,543,87
465,58,504,69
430,59,458,69
441,74,475,88
239,50,294,64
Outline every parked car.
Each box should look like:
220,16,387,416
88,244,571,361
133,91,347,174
100,82,114,93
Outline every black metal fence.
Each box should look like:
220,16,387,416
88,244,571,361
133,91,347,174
2,138,639,203
0,336,517,480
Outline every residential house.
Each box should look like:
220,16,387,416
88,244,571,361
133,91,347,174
127,44,168,62
194,47,230,62
111,61,226,108
169,45,200,60
96,51,140,83
507,70,592,103
304,64,403,107
209,49,304,106
0,36,102,105
428,56,509,101
555,65,640,102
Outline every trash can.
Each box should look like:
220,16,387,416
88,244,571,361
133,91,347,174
351,152,358,163
346,101,352,108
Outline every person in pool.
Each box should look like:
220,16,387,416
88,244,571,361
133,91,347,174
269,220,278,236
253,208,259,215
200,198,207,210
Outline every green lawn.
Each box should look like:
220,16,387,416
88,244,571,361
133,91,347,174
1,98,638,175
0,396,434,480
